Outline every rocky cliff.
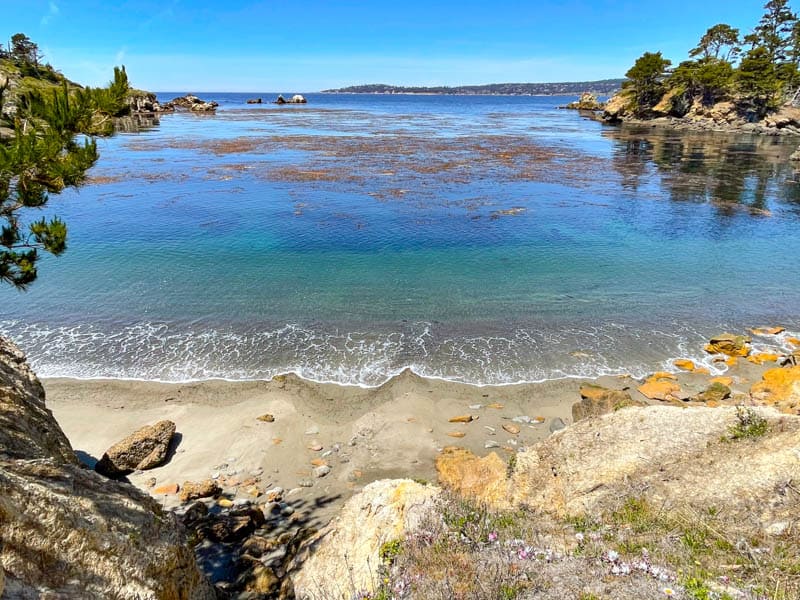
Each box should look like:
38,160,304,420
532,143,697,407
0,337,215,600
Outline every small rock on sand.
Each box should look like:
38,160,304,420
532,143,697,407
502,423,521,435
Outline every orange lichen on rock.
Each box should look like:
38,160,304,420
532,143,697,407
673,359,696,372
638,373,682,401
704,333,751,357
750,365,800,414
435,446,510,509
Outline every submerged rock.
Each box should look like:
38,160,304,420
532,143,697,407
95,419,176,477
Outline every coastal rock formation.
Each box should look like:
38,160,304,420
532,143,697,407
509,405,799,522
435,446,511,508
164,95,219,113
705,332,751,357
0,337,76,463
275,94,307,104
246,98,262,104
571,384,644,421
95,419,176,477
750,365,800,414
0,336,214,599
563,92,605,110
290,479,439,598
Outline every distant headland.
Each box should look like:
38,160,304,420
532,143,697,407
321,79,623,96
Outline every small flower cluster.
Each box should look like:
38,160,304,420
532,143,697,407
603,548,674,582
505,538,560,562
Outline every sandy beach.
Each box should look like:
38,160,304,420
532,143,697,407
42,357,774,524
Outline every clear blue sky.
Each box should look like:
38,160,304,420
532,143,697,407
4,0,770,92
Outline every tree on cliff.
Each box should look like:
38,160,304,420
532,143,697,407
624,52,672,115
1,46,131,288
690,24,741,61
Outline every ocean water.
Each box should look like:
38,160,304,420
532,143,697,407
2,92,800,385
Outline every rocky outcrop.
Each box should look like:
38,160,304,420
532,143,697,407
163,95,218,113
750,365,800,414
435,446,511,508
0,337,76,463
705,332,751,357
563,92,605,111
509,405,799,523
0,336,215,599
95,419,176,477
290,479,439,599
572,384,645,421
275,94,307,105
246,98,262,104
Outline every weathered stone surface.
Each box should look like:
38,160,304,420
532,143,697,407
704,333,751,357
750,365,800,414
0,335,214,599
180,479,221,503
572,385,644,421
564,92,604,110
602,92,633,122
0,337,76,464
435,446,511,508
694,381,732,404
0,459,215,600
290,479,438,599
751,326,785,336
747,352,781,365
673,358,696,371
509,406,800,524
637,373,682,401
95,420,176,477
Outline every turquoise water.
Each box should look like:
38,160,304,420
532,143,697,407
2,93,800,384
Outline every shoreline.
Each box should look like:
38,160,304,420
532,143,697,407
41,348,782,523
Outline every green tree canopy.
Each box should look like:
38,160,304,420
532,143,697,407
690,24,741,61
624,51,672,114
1,54,132,288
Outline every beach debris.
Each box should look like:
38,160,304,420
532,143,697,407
449,415,475,423
313,465,332,478
153,483,179,495
310,458,327,467
484,425,496,434
265,487,284,502
447,431,466,438
308,441,323,452
704,333,751,357
531,416,546,425
95,420,176,477
180,479,221,503
502,423,521,435
144,477,157,488
257,414,275,422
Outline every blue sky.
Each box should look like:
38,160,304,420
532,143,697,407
4,1,769,92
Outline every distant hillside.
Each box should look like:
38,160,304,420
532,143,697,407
321,80,623,96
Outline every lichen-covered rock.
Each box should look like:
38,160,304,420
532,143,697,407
694,381,732,404
750,365,800,414
704,333,751,357
637,373,682,401
435,446,511,508
572,385,645,421
290,479,439,599
95,420,176,477
0,337,76,464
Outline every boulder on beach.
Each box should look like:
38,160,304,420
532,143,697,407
704,332,751,357
572,384,644,421
95,419,176,477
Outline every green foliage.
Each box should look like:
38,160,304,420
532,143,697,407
690,24,741,61
727,406,769,439
752,0,797,62
624,51,672,115
670,58,734,105
0,34,132,288
378,539,403,564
